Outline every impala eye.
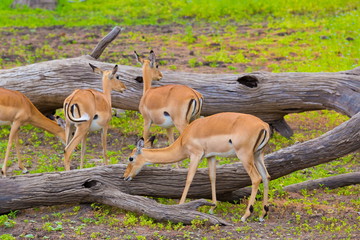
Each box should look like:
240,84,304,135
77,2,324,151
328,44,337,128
129,157,134,162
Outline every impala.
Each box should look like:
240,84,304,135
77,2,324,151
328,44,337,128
123,112,272,222
134,50,203,150
0,88,66,177
63,63,126,171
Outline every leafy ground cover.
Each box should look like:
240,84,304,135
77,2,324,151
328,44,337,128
0,0,359,239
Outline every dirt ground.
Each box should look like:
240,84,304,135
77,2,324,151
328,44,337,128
0,25,359,239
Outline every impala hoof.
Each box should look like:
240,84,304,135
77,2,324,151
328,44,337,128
124,176,132,181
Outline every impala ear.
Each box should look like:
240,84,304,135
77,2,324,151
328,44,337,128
149,50,156,68
110,65,118,78
136,138,145,154
112,65,118,75
89,63,102,74
134,51,143,65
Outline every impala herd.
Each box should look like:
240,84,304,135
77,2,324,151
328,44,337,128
0,50,272,222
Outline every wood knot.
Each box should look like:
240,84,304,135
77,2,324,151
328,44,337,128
83,180,99,189
135,76,143,83
237,75,259,88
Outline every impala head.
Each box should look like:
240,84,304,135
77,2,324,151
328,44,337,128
134,50,163,81
123,138,147,181
89,63,127,92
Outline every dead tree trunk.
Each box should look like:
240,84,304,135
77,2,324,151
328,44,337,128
0,27,359,138
0,27,359,223
283,172,360,192
1,111,359,218
11,0,57,10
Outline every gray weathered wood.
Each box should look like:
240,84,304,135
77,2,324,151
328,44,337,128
283,172,360,192
0,26,359,138
0,26,359,224
1,112,358,216
90,26,122,59
11,0,57,10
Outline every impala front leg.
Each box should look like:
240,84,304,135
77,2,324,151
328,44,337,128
101,126,109,165
14,131,28,174
179,153,202,204
1,122,21,177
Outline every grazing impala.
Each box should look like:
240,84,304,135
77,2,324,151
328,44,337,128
123,112,272,222
0,88,66,177
63,63,126,171
134,50,203,150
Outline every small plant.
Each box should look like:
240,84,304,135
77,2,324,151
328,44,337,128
0,234,16,240
42,221,63,232
0,215,16,228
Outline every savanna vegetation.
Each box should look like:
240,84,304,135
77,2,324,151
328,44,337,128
0,0,359,239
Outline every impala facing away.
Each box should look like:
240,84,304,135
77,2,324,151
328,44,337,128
134,50,203,150
124,112,272,222
0,88,66,177
63,63,126,171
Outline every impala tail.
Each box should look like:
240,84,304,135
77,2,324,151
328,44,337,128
253,128,270,153
64,102,90,123
186,95,204,123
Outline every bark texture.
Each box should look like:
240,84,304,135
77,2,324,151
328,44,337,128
11,0,57,10
1,112,358,217
283,172,360,192
0,27,359,137
0,27,359,224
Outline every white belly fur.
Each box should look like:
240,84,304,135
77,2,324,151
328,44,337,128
204,148,237,158
0,120,11,125
156,114,174,128
89,120,103,131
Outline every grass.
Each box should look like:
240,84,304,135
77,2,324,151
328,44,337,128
0,0,359,239
0,0,359,27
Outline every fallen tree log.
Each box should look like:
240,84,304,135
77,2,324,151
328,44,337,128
0,27,359,224
283,172,360,193
0,27,359,138
1,112,359,219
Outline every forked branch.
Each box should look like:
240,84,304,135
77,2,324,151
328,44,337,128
90,26,123,59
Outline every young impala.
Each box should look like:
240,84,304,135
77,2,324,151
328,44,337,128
0,88,66,177
134,50,203,151
123,112,272,222
63,63,126,171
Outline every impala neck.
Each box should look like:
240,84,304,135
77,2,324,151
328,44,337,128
142,64,153,94
29,108,65,143
102,77,112,105
142,139,188,164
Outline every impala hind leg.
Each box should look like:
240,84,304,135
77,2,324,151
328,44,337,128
64,123,90,171
237,151,262,222
254,150,271,221
142,118,152,148
166,127,180,168
80,132,88,169
207,156,217,214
